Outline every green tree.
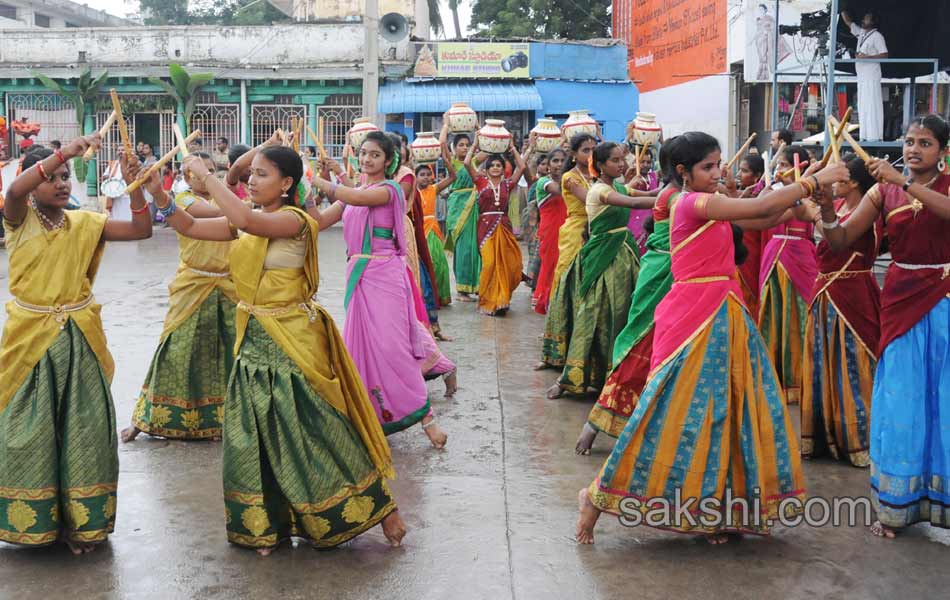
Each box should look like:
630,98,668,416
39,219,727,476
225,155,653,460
469,0,611,39
139,0,191,25
33,68,110,183
428,0,444,36
148,63,214,135
138,0,290,26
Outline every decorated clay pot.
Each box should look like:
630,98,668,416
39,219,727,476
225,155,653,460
531,118,562,153
348,117,379,149
410,131,441,164
447,102,477,133
561,109,597,141
477,119,511,154
630,112,663,147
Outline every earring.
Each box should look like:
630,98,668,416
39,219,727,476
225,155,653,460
939,159,947,173
281,190,289,198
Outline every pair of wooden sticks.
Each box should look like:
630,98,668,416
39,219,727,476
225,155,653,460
123,126,201,194
776,106,871,180
82,88,134,161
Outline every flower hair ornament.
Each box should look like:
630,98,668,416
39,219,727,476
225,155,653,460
588,155,599,178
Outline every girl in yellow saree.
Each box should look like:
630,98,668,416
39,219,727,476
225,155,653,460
123,152,237,442
0,136,153,554
163,139,405,555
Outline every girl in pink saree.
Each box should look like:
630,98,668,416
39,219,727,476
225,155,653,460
311,132,448,448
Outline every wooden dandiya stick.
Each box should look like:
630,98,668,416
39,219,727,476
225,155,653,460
109,89,133,156
291,118,301,152
124,129,201,194
82,110,118,161
839,127,872,163
793,152,802,181
817,107,854,169
827,117,841,164
829,116,872,163
172,123,190,159
634,142,651,178
780,159,809,180
306,123,328,160
725,132,757,171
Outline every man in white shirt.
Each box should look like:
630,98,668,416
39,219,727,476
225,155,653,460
841,10,889,141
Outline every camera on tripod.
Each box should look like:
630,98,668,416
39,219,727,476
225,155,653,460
501,51,528,73
779,8,837,55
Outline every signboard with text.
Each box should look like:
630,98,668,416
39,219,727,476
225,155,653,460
627,0,727,93
412,42,531,79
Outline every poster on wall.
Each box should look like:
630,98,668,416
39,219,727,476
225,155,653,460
627,0,727,93
744,0,829,83
412,42,530,79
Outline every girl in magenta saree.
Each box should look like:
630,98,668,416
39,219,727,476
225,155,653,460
311,132,449,448
576,132,849,545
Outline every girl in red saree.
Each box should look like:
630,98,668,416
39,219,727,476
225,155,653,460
531,149,567,314
576,131,848,545
735,154,767,316
463,137,527,316
816,115,950,538
758,145,820,405
801,155,881,467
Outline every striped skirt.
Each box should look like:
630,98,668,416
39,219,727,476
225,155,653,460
759,265,809,404
589,296,805,535
801,294,874,466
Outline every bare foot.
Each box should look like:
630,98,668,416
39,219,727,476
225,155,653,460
575,488,600,544
533,361,551,371
443,369,458,397
120,426,140,443
434,330,454,342
870,521,897,539
546,383,565,399
421,417,448,449
705,533,729,545
256,546,275,556
457,293,476,303
381,510,407,547
575,423,598,455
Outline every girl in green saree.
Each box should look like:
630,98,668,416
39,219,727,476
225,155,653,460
546,142,656,399
440,126,481,300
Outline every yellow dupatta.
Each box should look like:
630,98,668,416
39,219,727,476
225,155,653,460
160,192,237,338
0,209,113,414
229,206,394,479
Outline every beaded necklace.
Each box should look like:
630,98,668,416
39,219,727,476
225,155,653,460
31,198,65,231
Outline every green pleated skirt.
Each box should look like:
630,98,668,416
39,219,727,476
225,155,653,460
558,246,639,393
541,256,581,367
133,288,236,439
223,318,396,549
426,230,453,306
0,321,118,546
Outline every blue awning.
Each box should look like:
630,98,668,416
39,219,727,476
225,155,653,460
379,80,543,113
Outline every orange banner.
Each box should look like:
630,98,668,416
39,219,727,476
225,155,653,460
626,0,727,93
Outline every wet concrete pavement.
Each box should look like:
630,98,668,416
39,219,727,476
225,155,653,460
1,227,948,600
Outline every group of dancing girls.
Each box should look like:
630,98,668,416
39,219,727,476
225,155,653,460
0,125,493,555
565,114,950,543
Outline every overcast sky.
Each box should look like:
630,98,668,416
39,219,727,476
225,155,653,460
80,0,474,36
